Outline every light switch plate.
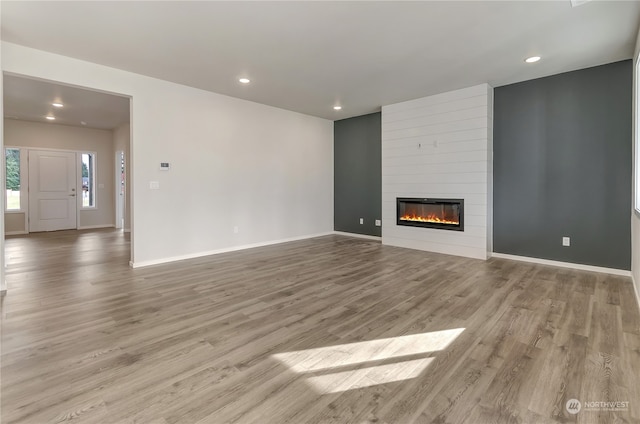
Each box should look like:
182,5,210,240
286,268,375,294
375,219,381,226
562,237,570,247
149,181,160,190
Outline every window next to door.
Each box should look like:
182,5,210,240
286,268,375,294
81,152,97,208
5,147,27,212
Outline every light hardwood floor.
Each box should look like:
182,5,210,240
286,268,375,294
1,229,639,424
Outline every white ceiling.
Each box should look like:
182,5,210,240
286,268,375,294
3,75,130,130
2,1,639,121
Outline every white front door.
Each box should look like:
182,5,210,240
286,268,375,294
28,150,77,232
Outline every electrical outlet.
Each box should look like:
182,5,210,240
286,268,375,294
359,218,364,225
375,219,381,226
562,237,570,247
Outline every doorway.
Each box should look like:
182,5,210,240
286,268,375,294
3,74,133,280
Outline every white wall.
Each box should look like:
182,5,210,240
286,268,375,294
1,42,334,266
113,123,131,231
632,28,640,298
4,119,116,230
381,84,493,260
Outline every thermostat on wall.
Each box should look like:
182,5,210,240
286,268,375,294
159,162,170,171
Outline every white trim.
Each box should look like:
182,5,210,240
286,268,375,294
77,224,115,230
632,274,640,312
631,55,640,214
130,232,334,268
5,230,28,236
491,252,631,276
333,231,382,241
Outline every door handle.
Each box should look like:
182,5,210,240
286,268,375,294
69,194,76,197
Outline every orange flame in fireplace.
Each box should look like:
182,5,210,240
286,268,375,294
400,214,459,225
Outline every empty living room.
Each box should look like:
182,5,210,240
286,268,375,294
2,1,640,423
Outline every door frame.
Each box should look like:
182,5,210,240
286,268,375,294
1,73,135,293
15,146,101,232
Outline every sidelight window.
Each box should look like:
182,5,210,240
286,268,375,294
5,148,22,211
81,153,96,208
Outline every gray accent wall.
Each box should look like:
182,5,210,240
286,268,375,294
494,60,632,270
334,112,381,237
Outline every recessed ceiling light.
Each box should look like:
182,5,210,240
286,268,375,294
333,106,342,110
239,78,250,84
52,102,64,108
525,56,541,63
46,116,55,120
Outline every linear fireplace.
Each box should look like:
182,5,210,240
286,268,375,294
397,198,464,231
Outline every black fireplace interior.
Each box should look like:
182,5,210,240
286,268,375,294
396,198,464,231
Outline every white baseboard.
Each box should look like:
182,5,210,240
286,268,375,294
333,231,382,241
77,224,116,230
131,231,334,268
5,230,28,236
491,252,631,277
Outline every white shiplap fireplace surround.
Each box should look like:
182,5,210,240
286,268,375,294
382,84,493,260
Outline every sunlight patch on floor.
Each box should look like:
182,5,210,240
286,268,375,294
272,328,464,393
306,357,435,394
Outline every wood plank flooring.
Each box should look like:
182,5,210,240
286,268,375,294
1,229,639,423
